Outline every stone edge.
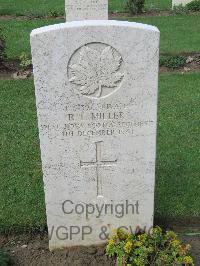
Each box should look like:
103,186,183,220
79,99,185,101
30,20,160,38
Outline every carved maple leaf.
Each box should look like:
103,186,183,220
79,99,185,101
69,46,124,98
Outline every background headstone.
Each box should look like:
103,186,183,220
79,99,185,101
172,0,192,7
65,0,108,21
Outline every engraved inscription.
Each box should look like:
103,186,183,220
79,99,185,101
68,43,124,99
80,141,117,197
66,2,107,13
65,0,108,21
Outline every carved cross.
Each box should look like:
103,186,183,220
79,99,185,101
80,141,117,197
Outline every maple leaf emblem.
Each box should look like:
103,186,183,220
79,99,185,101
69,45,124,98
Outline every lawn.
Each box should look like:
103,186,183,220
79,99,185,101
0,79,46,231
156,73,200,218
0,14,199,60
0,80,45,230
0,0,171,16
0,73,200,231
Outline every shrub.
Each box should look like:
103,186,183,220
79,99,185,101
172,4,189,14
106,227,194,266
0,250,11,266
126,0,145,14
186,0,200,11
160,55,186,69
50,10,59,17
19,52,32,68
0,28,6,65
194,54,200,64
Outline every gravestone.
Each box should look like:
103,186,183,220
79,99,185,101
31,0,160,250
172,0,192,7
65,0,108,21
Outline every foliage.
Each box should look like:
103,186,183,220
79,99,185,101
126,0,145,14
19,52,32,68
186,0,200,11
194,54,200,64
0,27,7,65
160,55,186,69
172,4,189,14
49,10,61,17
0,250,11,266
106,227,194,266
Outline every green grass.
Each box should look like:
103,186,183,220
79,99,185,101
0,14,199,60
127,14,200,54
145,0,171,11
0,73,200,230
0,79,46,231
155,73,200,217
0,0,171,16
0,19,54,59
0,0,65,16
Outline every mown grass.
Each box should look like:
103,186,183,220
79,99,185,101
129,14,200,54
0,73,199,230
0,0,171,16
0,14,199,60
156,73,200,217
0,79,46,231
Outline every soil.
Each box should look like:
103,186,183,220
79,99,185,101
0,233,114,266
1,53,200,81
0,61,32,80
109,10,172,18
0,11,171,21
0,10,200,21
0,11,199,21
0,15,64,21
0,232,200,266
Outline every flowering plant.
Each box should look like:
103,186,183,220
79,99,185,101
106,226,194,266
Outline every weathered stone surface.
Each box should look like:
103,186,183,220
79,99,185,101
65,0,108,21
172,0,192,7
31,20,159,250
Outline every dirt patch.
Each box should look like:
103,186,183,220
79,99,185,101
0,233,114,266
0,11,199,21
0,11,179,21
110,10,172,18
155,216,200,232
0,15,64,21
180,235,200,266
1,54,200,80
0,53,199,81
0,232,200,266
0,11,168,21
0,60,32,80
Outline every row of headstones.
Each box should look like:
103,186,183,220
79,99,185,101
65,0,193,20
31,0,160,250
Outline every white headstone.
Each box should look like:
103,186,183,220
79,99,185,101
65,0,108,21
31,9,159,251
172,0,192,7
